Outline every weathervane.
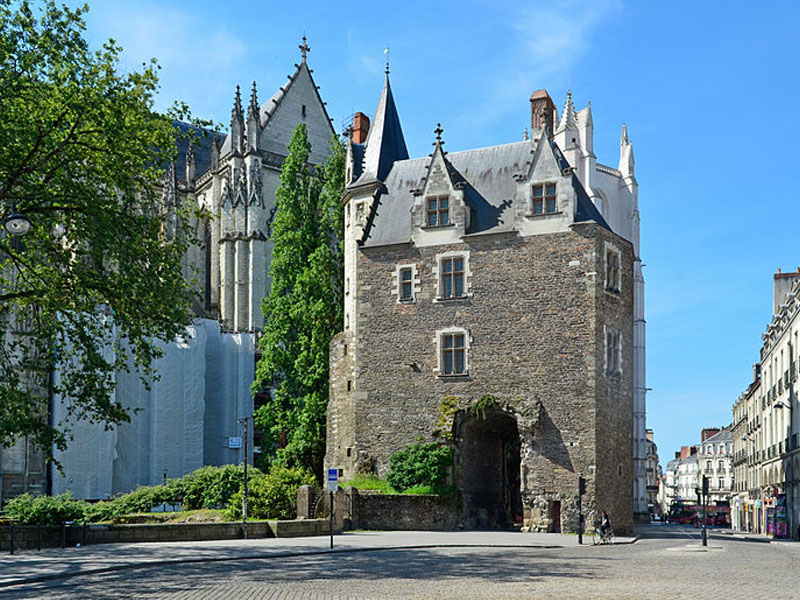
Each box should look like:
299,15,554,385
384,46,390,75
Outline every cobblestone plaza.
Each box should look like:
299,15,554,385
0,525,796,599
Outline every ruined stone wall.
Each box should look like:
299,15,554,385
327,223,634,532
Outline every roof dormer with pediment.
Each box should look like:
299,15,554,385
410,125,471,247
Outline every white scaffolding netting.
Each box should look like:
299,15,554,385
52,319,255,499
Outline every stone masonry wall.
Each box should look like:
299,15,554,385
327,223,634,533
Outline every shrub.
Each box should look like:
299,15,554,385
226,465,316,521
3,493,87,525
182,465,258,510
387,441,453,493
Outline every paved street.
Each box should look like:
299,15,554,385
0,525,796,599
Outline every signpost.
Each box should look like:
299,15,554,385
327,468,339,548
577,475,586,545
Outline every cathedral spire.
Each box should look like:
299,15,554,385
619,124,635,180
555,90,578,134
231,85,245,154
248,81,259,119
356,71,408,184
232,85,243,121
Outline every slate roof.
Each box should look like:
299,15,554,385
353,75,408,186
174,121,216,181
362,140,609,247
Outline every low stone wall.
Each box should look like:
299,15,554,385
348,489,461,531
0,519,329,552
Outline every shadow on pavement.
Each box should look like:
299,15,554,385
1,546,620,600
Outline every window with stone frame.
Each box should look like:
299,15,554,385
605,245,621,293
605,326,621,375
532,182,557,215
439,330,468,376
399,266,414,302
426,195,450,227
439,255,465,299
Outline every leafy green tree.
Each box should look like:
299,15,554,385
0,2,202,456
254,124,345,478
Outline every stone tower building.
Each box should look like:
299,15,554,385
326,74,637,533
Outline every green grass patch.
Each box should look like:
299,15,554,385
340,475,396,494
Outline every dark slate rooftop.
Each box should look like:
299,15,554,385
174,121,216,181
362,140,609,247
353,75,408,186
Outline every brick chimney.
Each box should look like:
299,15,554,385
530,89,556,135
701,428,720,442
352,112,370,144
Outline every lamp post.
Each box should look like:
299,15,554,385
2,212,31,236
237,416,250,539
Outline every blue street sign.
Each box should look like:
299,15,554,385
327,468,339,492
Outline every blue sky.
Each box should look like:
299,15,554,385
75,0,800,466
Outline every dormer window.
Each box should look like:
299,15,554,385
426,195,450,227
532,182,557,215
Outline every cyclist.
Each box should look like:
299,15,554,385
600,510,611,537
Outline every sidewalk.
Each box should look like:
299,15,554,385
719,528,799,544
0,530,637,589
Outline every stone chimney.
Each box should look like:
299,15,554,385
530,89,556,136
353,112,370,144
773,268,799,315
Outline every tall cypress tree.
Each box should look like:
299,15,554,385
254,124,345,478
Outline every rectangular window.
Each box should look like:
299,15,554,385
532,182,557,215
442,333,466,375
606,248,620,293
706,461,712,470
606,328,621,375
399,267,413,301
441,256,464,299
427,195,450,227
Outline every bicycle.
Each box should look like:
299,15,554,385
592,526,614,545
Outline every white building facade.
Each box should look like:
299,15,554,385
733,270,800,537
696,428,733,505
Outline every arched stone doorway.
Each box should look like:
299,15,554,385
454,409,522,529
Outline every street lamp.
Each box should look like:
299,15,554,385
237,416,250,539
2,212,31,236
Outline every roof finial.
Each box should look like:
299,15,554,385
384,46,390,75
523,127,529,141
434,123,444,145
232,84,243,119
249,81,258,114
299,35,310,62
